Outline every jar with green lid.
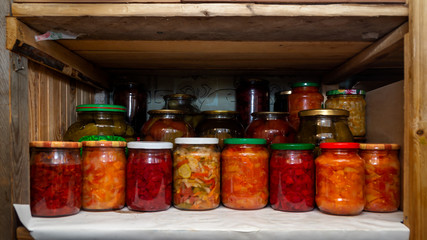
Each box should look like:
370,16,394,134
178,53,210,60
163,94,202,129
325,89,366,137
63,104,135,142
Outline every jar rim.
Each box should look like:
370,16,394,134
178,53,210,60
251,111,289,117
326,89,366,96
291,82,320,88
148,109,186,115
271,143,315,150
299,109,349,117
82,141,126,148
320,142,359,149
224,138,266,145
175,137,219,145
163,94,196,100
203,110,238,115
359,143,400,150
30,141,82,149
128,141,173,149
76,104,126,113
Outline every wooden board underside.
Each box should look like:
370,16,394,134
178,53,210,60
12,0,406,3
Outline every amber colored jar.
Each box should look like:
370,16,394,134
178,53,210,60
221,138,269,210
235,79,270,128
126,141,173,212
163,94,202,129
315,142,365,215
245,112,296,145
82,141,127,211
288,82,324,130
360,143,400,212
30,141,82,217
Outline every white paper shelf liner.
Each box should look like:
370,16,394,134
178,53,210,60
14,204,409,240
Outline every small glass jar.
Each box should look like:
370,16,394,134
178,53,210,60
270,143,315,212
360,143,400,212
221,138,269,210
126,141,173,212
325,89,366,137
288,82,324,130
141,109,194,143
82,141,127,211
173,138,221,210
235,78,270,128
245,112,296,145
196,110,244,149
163,94,202,129
274,90,291,112
315,142,365,215
30,141,82,217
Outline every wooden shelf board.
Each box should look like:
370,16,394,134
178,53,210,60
12,0,406,3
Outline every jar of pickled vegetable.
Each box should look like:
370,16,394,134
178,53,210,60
30,141,82,217
196,110,244,149
141,109,194,143
325,89,366,137
221,138,269,210
82,141,126,211
315,142,365,215
245,112,296,145
274,90,291,112
173,137,221,210
235,78,270,128
270,143,315,212
163,94,203,129
127,141,173,212
288,82,324,130
360,143,400,212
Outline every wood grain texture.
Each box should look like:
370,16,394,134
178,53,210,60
17,226,34,240
12,0,405,2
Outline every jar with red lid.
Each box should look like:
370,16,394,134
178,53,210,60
245,112,296,145
288,82,324,130
270,143,315,212
126,141,173,212
360,143,400,212
221,138,269,210
315,142,365,215
30,141,82,217
82,141,126,211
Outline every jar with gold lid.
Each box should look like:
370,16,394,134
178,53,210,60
163,94,202,129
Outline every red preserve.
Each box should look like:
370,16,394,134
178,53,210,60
270,143,315,212
126,141,173,211
245,112,295,145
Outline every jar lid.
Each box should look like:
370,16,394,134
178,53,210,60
203,110,238,115
82,141,127,147
240,78,269,84
271,143,315,150
291,82,320,88
299,109,349,117
276,90,292,96
30,141,82,148
127,141,173,149
163,94,196,100
148,109,186,115
251,112,289,117
359,143,400,150
320,142,360,149
175,137,219,144
76,104,126,113
326,89,366,96
224,138,267,145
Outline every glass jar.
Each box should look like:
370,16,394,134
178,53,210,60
270,143,315,212
126,141,173,212
221,138,269,210
325,89,366,137
245,112,296,145
274,90,291,112
82,141,126,211
63,104,135,142
30,141,82,217
288,82,324,130
141,109,194,143
315,142,365,215
173,138,221,210
360,143,400,212
196,110,244,149
235,78,270,128
113,82,147,135
163,94,202,129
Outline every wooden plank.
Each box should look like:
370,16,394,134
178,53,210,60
14,0,179,2
322,22,408,83
12,0,405,2
16,226,34,240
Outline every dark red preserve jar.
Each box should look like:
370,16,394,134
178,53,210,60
270,143,315,212
245,112,295,145
126,141,173,211
30,141,82,217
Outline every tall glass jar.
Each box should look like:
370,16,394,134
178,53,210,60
274,90,291,112
360,143,400,212
288,82,324,130
270,143,315,212
173,138,221,210
235,78,270,128
141,109,194,143
245,112,296,145
163,94,202,129
221,138,269,210
315,142,365,215
82,141,127,211
196,110,244,149
325,89,366,137
30,141,82,217
126,141,173,212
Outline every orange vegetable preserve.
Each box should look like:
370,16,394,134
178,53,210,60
82,141,127,211
360,143,400,212
315,142,365,215
221,138,269,210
